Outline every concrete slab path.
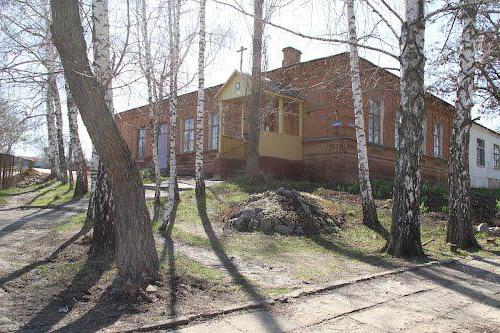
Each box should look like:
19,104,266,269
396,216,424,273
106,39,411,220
163,258,500,333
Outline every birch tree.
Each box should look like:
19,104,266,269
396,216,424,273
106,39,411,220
49,75,68,183
43,0,61,179
346,0,385,237
50,0,159,292
137,0,163,221
385,0,426,258
246,0,264,183
89,0,115,257
195,0,207,199
447,0,480,250
65,82,88,198
160,0,181,231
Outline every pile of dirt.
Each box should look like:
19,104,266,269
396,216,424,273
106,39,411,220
15,169,48,187
225,187,346,236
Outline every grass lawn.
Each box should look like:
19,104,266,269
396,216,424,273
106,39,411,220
0,181,55,205
52,177,499,301
146,178,499,297
28,180,88,206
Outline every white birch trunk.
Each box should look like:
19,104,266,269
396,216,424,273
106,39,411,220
195,0,207,198
50,77,68,183
160,0,181,230
45,86,58,177
346,0,384,236
138,0,162,221
65,82,88,197
42,0,60,178
89,0,115,255
386,0,426,258
447,1,479,250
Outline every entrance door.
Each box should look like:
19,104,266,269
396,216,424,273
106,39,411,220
158,123,169,169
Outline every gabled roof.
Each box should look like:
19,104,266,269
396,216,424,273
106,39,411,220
215,70,302,101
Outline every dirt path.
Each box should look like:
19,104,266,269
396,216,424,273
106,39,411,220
160,258,500,333
0,191,86,332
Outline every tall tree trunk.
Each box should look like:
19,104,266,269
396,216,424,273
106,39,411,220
195,0,207,199
43,0,60,179
447,1,479,250
49,77,68,183
67,139,74,188
246,0,264,183
66,82,89,198
45,86,58,177
50,0,159,292
138,0,162,221
88,0,115,257
346,0,386,237
385,0,425,258
160,0,181,231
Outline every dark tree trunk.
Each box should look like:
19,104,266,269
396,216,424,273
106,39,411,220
50,0,159,291
447,1,479,251
385,0,425,258
246,0,264,183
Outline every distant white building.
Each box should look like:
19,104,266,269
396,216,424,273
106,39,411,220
469,122,500,189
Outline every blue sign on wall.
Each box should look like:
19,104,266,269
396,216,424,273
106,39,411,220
332,120,342,127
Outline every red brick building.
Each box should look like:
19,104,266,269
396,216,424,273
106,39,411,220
116,49,453,184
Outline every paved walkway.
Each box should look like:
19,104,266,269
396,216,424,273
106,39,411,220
164,258,500,333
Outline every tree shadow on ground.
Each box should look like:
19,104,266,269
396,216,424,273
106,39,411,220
0,207,74,239
52,279,132,333
310,234,500,309
2,182,52,197
196,194,283,333
19,252,114,332
0,225,89,288
471,255,500,268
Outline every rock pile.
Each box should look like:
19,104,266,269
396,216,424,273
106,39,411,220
225,187,346,236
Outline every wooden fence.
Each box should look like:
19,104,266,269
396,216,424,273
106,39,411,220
0,153,35,189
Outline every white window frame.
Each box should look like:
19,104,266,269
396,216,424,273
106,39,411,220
477,138,485,167
210,113,219,150
368,98,382,145
138,128,147,158
494,144,500,169
183,118,195,152
432,123,443,158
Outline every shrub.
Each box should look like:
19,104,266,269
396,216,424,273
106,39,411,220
421,182,448,212
471,190,497,223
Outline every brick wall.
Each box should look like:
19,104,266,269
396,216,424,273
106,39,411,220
115,52,454,184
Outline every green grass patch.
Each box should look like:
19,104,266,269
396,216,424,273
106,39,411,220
55,213,86,233
160,253,227,285
0,181,54,205
28,181,78,206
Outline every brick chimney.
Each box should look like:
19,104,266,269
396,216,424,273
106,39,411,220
282,47,302,67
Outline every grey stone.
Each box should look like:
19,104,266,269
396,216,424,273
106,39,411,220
146,284,158,292
487,227,500,236
275,224,294,235
477,223,489,232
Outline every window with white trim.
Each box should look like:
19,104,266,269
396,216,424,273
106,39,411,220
183,118,194,152
210,114,219,150
494,144,500,169
432,123,443,158
477,138,485,166
368,98,382,144
138,128,147,158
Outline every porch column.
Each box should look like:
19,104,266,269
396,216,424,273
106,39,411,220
278,97,284,134
299,102,304,136
241,103,245,138
218,101,223,154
